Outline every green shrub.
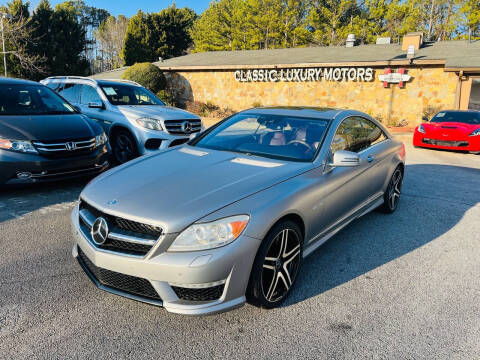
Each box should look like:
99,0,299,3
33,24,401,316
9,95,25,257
122,62,166,93
156,89,175,106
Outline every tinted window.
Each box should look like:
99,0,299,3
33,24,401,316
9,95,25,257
193,113,328,161
80,85,102,105
360,118,387,146
57,83,81,103
331,117,386,154
431,111,480,125
100,84,164,106
0,84,76,115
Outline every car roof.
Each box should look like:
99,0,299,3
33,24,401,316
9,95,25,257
241,106,343,120
96,79,139,87
435,110,480,114
0,77,40,86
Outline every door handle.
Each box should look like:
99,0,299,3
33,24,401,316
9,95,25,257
367,154,375,162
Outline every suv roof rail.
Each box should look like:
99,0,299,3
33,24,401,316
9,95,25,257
43,76,98,84
101,79,142,87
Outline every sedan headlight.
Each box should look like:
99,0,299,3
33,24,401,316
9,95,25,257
0,139,38,154
95,132,108,147
136,118,163,131
168,215,249,252
469,129,480,137
417,125,426,134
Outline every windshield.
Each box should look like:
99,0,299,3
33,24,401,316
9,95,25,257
193,113,328,162
100,83,165,106
0,84,76,116
431,111,480,125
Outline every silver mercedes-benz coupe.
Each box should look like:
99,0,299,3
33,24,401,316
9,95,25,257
72,107,405,315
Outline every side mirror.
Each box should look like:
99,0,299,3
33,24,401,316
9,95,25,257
422,116,429,122
88,101,105,109
329,150,360,167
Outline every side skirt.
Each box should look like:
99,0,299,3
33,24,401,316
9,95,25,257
303,195,384,258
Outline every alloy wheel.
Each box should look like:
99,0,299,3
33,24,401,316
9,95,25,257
261,228,301,303
114,133,136,164
388,169,402,210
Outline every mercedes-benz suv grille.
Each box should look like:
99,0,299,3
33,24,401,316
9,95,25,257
78,201,162,256
164,119,202,135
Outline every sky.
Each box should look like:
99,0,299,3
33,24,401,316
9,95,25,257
2,0,211,16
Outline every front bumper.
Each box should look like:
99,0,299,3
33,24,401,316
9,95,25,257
0,144,111,185
71,205,260,315
413,131,480,151
134,128,199,155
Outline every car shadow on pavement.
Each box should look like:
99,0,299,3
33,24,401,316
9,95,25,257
283,163,480,308
0,177,91,224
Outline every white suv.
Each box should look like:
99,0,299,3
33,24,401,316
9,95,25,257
41,76,202,164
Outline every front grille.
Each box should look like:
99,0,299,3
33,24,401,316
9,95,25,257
80,201,162,239
164,119,201,135
423,138,469,147
172,284,225,301
77,247,161,301
33,137,96,157
79,201,162,256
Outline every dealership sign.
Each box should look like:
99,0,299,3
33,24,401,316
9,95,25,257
378,68,411,88
234,67,374,83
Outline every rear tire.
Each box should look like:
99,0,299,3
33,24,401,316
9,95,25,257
246,220,303,309
380,166,403,213
111,130,138,164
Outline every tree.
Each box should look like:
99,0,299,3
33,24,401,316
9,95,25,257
0,0,45,77
122,6,196,66
308,0,361,46
122,62,166,93
94,15,128,71
191,0,310,51
27,0,90,80
460,0,480,39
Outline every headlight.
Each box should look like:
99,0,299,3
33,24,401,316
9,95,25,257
168,215,249,252
0,139,38,154
95,132,108,147
417,125,426,134
469,129,480,137
136,118,163,131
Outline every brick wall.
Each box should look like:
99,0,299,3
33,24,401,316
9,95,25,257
165,66,458,127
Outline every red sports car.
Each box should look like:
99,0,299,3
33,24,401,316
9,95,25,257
413,110,480,153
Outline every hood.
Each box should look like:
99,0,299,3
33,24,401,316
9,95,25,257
0,114,100,141
81,145,312,233
116,105,200,121
422,121,480,138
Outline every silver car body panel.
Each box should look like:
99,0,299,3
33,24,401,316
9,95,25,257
71,107,405,315
40,77,202,154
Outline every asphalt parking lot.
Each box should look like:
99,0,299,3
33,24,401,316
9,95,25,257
1,141,480,359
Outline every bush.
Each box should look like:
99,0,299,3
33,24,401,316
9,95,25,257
185,101,235,118
122,62,166,93
156,89,175,106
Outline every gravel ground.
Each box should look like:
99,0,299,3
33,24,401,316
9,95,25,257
1,143,479,360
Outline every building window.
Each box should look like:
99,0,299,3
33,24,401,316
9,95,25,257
469,78,480,110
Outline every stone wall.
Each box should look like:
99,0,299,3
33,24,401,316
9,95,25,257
165,66,458,126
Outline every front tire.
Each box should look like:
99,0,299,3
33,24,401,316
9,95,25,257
380,166,403,213
247,220,303,308
112,130,138,164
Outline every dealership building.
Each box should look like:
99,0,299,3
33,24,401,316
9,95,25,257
94,33,480,126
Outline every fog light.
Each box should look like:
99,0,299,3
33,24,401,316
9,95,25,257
17,172,32,179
